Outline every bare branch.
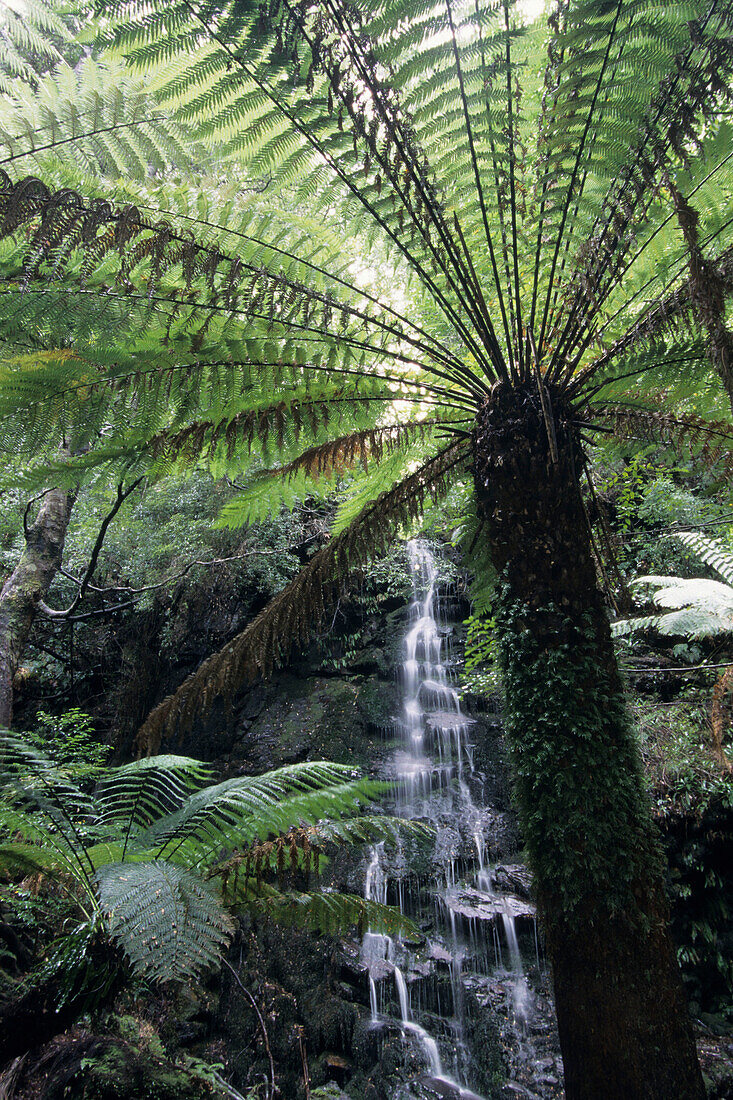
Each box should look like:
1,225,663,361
38,479,143,620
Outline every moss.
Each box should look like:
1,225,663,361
495,592,663,934
17,1030,220,1100
310,1085,349,1099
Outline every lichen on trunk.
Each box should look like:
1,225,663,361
0,486,75,727
473,381,704,1100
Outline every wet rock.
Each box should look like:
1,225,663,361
351,1017,386,1069
428,943,453,966
366,957,395,982
443,887,535,927
418,1076,486,1099
491,865,533,901
336,942,368,982
323,1053,352,1085
407,960,434,979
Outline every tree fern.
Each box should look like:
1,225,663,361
3,0,730,1085
0,732,424,985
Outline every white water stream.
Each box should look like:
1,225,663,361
361,541,536,1097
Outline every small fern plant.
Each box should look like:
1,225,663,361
613,531,733,771
0,733,422,988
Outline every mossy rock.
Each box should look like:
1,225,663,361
231,675,394,771
17,1031,219,1100
310,1084,350,1099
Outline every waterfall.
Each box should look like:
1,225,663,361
361,540,541,1097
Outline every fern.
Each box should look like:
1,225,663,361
0,732,423,986
671,531,733,587
613,533,733,641
3,2,733,766
0,0,71,93
96,861,235,984
249,890,418,938
613,533,733,770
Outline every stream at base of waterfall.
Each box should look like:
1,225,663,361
359,542,563,1100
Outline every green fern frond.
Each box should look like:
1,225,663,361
94,756,211,839
0,0,70,93
671,531,733,587
96,860,235,984
248,890,419,938
146,763,372,863
216,422,439,528
1,733,410,990
592,404,733,475
0,839,65,876
613,534,733,641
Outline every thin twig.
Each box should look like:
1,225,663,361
60,548,294,597
620,660,733,673
222,961,277,1100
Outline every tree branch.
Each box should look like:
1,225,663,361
38,479,142,620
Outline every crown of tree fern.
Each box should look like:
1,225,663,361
3,1,733,738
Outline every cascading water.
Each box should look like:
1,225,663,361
361,540,550,1099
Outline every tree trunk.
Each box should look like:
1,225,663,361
473,381,704,1100
0,487,75,727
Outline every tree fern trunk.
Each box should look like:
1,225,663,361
0,487,75,727
473,382,704,1100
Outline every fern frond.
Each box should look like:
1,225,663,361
94,756,211,860
216,422,439,527
0,57,194,184
613,558,733,641
592,404,733,475
0,0,70,93
260,422,438,482
135,440,470,753
671,531,733,587
145,763,373,864
0,733,100,892
0,839,65,876
248,889,419,938
96,860,234,983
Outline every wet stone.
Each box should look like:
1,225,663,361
443,887,535,926
428,943,453,966
491,865,533,900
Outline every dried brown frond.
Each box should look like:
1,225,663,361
209,827,321,901
148,396,372,463
0,171,373,340
668,184,733,409
264,422,436,480
134,440,470,756
150,411,423,470
575,242,733,389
